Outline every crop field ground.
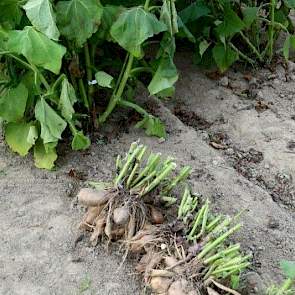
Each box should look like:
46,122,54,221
0,52,294,294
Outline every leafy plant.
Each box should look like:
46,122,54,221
267,260,295,295
0,0,179,169
178,0,295,72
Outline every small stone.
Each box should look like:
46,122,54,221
219,76,229,87
268,218,280,229
268,74,276,80
256,91,264,100
273,79,280,85
290,74,295,81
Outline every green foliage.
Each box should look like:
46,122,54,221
0,0,179,169
7,26,66,74
178,0,295,72
56,0,103,47
1,0,295,169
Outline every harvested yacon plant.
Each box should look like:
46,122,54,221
78,142,250,295
78,141,191,246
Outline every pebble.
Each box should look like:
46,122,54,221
256,90,264,100
219,76,229,87
290,74,295,81
273,79,280,85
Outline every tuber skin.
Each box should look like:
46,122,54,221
79,206,102,230
113,206,129,225
78,188,110,206
150,276,172,294
150,207,164,224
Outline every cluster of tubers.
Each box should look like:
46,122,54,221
77,142,250,295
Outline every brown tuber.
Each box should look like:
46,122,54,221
150,276,172,294
150,207,164,224
113,206,130,225
168,279,199,295
78,188,110,206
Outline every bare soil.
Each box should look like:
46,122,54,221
0,54,294,294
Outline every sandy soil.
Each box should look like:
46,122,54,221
0,55,294,295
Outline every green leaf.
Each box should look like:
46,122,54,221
56,0,103,47
148,56,178,95
0,83,28,122
179,0,210,24
216,6,245,38
281,260,295,279
212,44,238,72
34,138,57,170
199,40,210,57
35,97,67,144
58,78,77,121
72,131,90,150
242,7,258,28
283,34,295,60
135,115,166,138
93,5,125,41
95,71,114,88
0,0,23,28
7,26,66,74
160,0,178,35
5,122,37,156
23,0,60,40
284,0,295,8
110,7,167,58
177,16,196,44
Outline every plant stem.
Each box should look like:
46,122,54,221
99,54,134,124
239,31,263,61
5,53,50,91
229,43,256,65
268,0,276,62
198,224,242,259
118,99,149,116
84,42,93,106
280,278,293,292
78,79,89,109
51,74,66,93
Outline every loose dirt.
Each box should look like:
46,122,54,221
0,54,294,294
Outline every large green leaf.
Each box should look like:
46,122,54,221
216,6,245,38
0,83,28,122
72,131,91,150
56,0,103,47
212,44,238,72
135,115,166,138
35,97,67,144
242,7,258,29
148,56,178,95
34,138,57,169
0,0,23,28
7,26,66,74
280,260,295,279
5,122,38,156
58,78,77,121
110,7,167,58
179,0,210,24
23,0,60,40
